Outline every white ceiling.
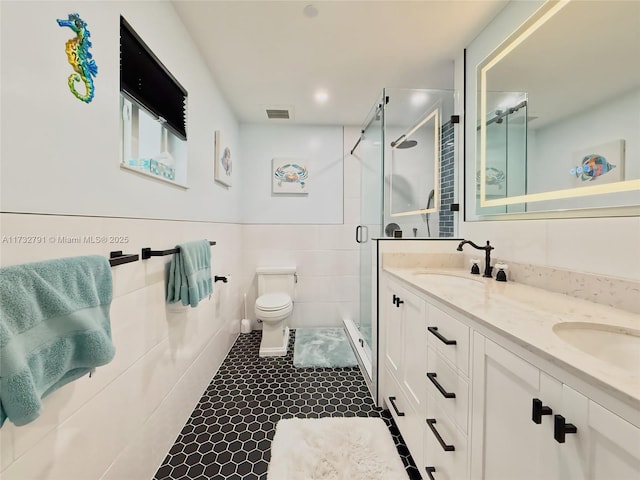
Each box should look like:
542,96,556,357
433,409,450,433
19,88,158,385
172,0,508,126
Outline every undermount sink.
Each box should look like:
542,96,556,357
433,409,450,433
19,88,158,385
412,272,484,288
553,322,640,371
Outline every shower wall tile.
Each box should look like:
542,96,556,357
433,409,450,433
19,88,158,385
439,120,456,237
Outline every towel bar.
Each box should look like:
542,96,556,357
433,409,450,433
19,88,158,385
109,251,139,267
141,241,216,260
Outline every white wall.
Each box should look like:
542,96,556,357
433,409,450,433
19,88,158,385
239,124,344,224
459,0,640,281
240,126,361,330
0,1,243,479
0,0,241,223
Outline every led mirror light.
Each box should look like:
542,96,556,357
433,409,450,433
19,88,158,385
477,0,640,213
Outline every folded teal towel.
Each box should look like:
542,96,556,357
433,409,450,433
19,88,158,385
166,240,212,307
0,255,115,427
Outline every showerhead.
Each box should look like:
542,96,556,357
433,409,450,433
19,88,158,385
391,134,418,149
395,139,418,149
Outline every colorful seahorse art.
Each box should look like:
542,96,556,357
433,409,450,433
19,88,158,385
56,13,98,103
570,154,616,182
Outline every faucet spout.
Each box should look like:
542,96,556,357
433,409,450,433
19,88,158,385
456,239,494,277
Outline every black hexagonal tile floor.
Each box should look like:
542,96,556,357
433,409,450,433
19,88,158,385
154,330,420,480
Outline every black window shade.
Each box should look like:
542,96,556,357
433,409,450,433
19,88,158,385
120,16,187,140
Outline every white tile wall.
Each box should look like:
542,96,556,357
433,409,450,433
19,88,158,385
0,213,241,480
241,223,360,330
460,217,640,281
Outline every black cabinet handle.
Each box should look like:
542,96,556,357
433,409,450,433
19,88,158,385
356,225,362,243
425,466,437,480
428,326,457,345
426,418,455,451
554,415,577,443
532,398,553,424
388,396,405,417
427,372,456,399
392,294,404,307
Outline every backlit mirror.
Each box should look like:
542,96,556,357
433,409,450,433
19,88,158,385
471,0,640,218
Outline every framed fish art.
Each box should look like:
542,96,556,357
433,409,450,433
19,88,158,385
570,140,624,187
272,158,309,195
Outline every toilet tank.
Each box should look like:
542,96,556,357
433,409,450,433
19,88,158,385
257,266,296,299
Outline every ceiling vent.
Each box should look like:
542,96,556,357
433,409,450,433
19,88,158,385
266,108,291,120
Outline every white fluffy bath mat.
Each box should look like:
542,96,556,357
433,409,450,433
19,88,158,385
267,417,409,480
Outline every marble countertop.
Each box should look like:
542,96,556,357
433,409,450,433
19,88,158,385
384,266,640,410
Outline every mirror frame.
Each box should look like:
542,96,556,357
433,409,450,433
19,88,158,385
467,0,640,221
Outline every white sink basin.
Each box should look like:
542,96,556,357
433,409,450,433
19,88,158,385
412,272,484,288
553,322,640,371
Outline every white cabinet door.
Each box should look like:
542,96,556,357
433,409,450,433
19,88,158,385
399,285,427,409
559,385,640,480
472,332,640,480
471,333,560,480
382,278,403,378
382,276,427,409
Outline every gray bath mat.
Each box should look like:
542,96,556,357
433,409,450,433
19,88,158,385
293,327,358,368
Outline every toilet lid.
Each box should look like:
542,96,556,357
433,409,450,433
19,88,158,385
256,293,291,311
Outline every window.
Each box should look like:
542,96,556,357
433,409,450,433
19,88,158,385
119,16,187,185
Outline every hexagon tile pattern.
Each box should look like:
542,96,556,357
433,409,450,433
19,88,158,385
154,330,421,480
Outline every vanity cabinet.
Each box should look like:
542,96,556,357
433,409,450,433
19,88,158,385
379,270,640,480
380,276,427,467
471,333,640,480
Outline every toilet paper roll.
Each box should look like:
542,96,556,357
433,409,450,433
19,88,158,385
241,319,251,334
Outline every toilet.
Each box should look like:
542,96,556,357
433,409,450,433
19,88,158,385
255,266,296,357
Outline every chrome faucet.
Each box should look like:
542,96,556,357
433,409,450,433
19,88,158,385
457,240,494,278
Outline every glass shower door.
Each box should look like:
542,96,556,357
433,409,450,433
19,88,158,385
355,99,384,375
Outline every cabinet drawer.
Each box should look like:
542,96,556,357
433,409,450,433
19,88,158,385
383,366,423,469
427,348,469,433
423,393,468,480
427,304,470,375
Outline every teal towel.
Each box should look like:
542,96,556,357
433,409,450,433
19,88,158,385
0,255,115,427
166,240,212,307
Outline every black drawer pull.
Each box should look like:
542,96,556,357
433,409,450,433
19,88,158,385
426,418,455,451
427,372,456,399
532,398,552,424
425,466,437,480
392,294,398,305
554,414,577,443
428,326,457,345
388,396,405,417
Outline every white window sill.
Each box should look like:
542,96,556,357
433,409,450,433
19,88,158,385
120,163,189,190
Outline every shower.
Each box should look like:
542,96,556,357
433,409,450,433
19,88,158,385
390,135,418,149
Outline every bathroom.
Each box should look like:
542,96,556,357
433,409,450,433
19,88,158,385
1,1,639,479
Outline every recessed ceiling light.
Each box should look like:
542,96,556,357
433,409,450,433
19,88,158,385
303,5,319,18
314,90,329,104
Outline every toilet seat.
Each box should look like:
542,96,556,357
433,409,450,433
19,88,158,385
256,293,292,311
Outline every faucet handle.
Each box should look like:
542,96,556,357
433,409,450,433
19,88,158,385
470,259,480,275
495,263,508,282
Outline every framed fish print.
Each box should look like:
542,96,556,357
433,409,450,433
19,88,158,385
214,130,232,187
570,140,624,187
272,158,309,194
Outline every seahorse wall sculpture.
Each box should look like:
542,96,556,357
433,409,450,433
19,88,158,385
56,13,98,103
